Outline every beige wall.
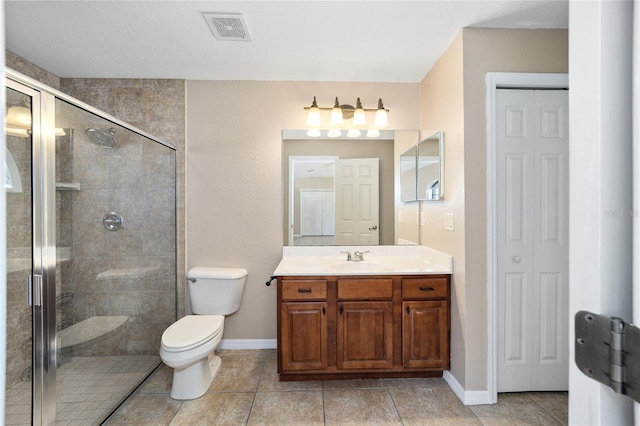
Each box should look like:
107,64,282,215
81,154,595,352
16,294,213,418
186,81,419,339
418,28,568,390
419,31,466,385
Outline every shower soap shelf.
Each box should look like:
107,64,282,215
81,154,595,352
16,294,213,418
56,182,81,191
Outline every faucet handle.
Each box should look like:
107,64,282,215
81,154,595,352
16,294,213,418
340,251,352,261
353,250,369,261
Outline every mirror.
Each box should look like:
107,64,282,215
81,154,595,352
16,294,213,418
283,130,419,246
400,145,417,203
417,132,444,201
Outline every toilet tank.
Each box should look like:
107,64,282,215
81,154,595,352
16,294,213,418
187,267,248,315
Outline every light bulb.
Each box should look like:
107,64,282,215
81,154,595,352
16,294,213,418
352,98,366,128
374,98,389,129
305,96,321,128
330,97,344,128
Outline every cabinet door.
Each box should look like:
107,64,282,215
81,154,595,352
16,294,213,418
337,301,393,370
281,302,328,372
402,301,449,369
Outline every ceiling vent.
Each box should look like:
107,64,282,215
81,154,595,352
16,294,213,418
203,12,251,42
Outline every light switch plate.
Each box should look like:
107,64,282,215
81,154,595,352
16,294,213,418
444,213,454,231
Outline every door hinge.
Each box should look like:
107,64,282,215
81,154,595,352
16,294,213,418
27,274,43,307
575,310,640,403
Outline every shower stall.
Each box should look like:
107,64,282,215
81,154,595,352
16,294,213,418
4,70,177,425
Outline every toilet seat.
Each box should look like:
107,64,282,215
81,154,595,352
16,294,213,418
161,315,224,353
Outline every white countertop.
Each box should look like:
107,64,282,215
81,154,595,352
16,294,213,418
273,245,452,276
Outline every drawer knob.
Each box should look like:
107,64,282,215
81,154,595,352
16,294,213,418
297,288,312,294
419,287,435,292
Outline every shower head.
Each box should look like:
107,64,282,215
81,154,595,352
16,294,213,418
85,127,116,148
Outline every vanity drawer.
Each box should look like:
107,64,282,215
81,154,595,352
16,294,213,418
337,278,393,300
402,277,448,299
282,280,327,301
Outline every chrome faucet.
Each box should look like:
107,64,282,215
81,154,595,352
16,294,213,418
340,251,352,261
352,251,369,262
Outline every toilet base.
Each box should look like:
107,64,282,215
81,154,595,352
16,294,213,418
169,354,222,400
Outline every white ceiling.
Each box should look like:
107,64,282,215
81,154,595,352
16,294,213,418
5,1,568,83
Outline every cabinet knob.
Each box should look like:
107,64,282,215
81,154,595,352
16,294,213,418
513,255,522,263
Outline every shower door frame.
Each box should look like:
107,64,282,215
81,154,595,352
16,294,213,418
6,77,57,425
6,68,176,424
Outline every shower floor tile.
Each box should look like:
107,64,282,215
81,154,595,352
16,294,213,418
5,355,159,425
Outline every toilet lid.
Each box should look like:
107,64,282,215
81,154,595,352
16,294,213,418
161,315,224,352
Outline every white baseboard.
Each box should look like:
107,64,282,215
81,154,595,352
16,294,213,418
443,371,493,406
218,339,277,350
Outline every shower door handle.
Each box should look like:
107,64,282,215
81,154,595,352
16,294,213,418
28,274,43,307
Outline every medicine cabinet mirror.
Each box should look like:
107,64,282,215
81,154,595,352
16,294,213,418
417,131,444,201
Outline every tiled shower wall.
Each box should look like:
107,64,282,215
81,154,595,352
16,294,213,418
58,78,186,320
5,52,186,360
54,102,177,357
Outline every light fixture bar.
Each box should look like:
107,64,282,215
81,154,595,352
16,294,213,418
303,98,389,112
304,97,390,137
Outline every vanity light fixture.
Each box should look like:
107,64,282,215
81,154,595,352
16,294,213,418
5,105,32,129
304,96,390,137
305,96,321,128
352,98,367,128
5,105,66,138
329,97,344,128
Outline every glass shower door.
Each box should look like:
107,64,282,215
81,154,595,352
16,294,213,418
4,81,56,425
5,73,176,425
52,97,175,424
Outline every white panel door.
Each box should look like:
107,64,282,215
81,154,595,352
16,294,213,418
321,190,335,235
300,190,334,236
300,190,322,236
334,158,379,245
497,89,569,392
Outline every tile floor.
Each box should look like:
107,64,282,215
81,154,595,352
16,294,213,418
5,355,158,425
105,349,568,425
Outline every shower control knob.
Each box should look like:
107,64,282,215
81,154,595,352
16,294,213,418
103,211,124,231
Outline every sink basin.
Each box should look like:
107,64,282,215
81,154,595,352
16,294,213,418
331,261,391,273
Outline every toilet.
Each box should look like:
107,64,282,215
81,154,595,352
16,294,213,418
160,266,247,400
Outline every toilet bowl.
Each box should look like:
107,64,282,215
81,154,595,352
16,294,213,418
160,315,224,400
159,267,247,400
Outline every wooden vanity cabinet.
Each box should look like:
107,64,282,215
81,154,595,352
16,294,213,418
277,274,450,380
402,277,450,369
279,279,328,372
337,278,394,370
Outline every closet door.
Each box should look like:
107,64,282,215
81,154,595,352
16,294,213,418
496,89,569,392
